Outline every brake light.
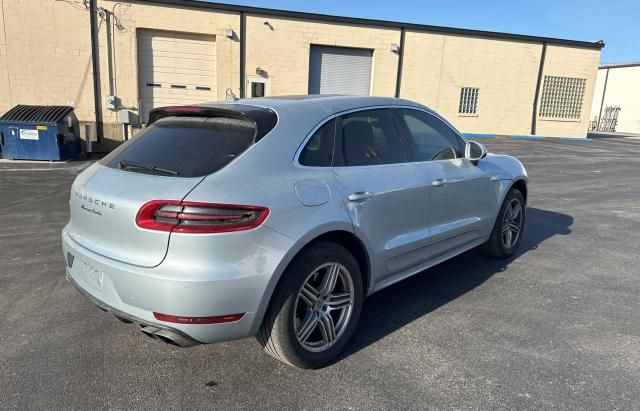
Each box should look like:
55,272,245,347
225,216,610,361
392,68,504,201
164,106,202,113
153,312,245,324
136,201,269,234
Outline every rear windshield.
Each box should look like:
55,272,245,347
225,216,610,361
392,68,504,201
101,117,256,177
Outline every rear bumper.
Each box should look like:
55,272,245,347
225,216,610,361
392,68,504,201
66,271,200,347
62,225,294,344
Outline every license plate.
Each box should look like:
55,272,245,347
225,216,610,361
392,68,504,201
80,262,104,291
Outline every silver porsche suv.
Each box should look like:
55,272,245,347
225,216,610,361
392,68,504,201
63,96,527,368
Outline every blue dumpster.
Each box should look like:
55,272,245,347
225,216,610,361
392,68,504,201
0,105,81,161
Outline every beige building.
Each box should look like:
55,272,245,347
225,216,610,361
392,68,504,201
0,0,603,148
590,63,640,134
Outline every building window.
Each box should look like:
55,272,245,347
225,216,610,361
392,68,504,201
459,87,479,115
251,82,265,97
539,76,586,119
247,76,269,98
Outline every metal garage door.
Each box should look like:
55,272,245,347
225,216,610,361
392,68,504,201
308,46,373,96
138,30,217,123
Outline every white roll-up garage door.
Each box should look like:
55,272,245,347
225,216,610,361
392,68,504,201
138,30,217,123
308,45,373,96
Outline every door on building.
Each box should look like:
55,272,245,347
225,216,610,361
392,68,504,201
308,45,373,96
137,30,217,123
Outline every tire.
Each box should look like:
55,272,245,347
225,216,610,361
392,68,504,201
256,242,363,369
483,188,526,258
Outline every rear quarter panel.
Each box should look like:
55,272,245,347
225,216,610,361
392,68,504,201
180,106,356,334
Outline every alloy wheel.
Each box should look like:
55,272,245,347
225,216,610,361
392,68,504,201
293,262,355,353
501,198,523,249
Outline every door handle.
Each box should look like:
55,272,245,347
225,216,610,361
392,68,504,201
348,191,374,202
431,179,447,187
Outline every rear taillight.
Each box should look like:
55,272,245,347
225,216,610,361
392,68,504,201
153,312,245,324
136,201,269,233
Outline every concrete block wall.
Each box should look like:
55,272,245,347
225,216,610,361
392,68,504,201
399,31,445,109
536,44,600,137
0,0,93,120
0,0,11,112
401,32,543,136
96,0,241,128
0,0,601,141
245,14,401,97
0,0,240,144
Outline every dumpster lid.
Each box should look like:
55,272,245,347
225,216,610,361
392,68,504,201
0,105,74,124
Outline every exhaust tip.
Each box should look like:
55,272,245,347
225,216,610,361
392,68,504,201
155,334,180,347
67,272,200,348
155,329,199,348
138,325,199,348
139,326,160,340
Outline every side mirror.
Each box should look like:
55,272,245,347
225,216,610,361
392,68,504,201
465,140,487,162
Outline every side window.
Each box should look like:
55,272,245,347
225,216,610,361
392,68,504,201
399,109,464,161
337,109,407,166
299,119,335,167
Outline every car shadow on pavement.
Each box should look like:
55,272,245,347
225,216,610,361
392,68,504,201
336,207,573,362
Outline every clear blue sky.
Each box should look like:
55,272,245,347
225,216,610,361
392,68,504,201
208,0,638,64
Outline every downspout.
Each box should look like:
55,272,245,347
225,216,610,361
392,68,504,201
89,0,103,143
596,68,610,130
395,28,406,98
239,11,246,98
105,11,114,97
531,41,547,135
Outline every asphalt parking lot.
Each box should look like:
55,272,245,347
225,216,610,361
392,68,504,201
1,137,639,409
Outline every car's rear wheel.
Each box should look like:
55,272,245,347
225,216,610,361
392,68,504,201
483,188,526,258
256,242,363,369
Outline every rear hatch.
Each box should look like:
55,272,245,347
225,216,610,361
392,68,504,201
66,105,277,267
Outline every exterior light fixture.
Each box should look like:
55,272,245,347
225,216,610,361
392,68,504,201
390,43,400,53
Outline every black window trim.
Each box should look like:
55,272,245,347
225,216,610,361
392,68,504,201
297,117,337,167
393,107,468,163
294,105,415,169
294,114,338,168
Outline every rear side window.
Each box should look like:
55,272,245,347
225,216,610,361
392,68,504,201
399,109,464,161
101,117,256,178
299,119,335,167
335,109,407,166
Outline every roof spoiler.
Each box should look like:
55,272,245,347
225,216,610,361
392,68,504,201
147,105,278,142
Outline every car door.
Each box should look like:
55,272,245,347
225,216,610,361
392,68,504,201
331,108,431,281
395,108,493,259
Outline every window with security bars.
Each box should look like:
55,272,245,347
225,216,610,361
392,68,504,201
539,76,586,119
458,87,479,114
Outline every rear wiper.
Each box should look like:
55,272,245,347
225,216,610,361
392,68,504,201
119,160,179,176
